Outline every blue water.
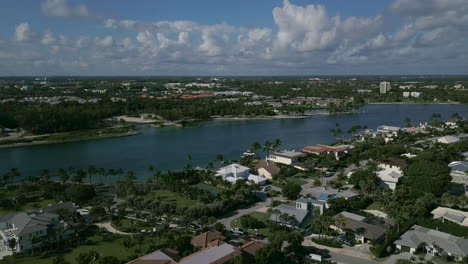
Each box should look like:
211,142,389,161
0,104,466,179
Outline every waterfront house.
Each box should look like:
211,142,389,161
394,225,468,261
216,163,266,185
376,158,407,190
216,164,250,179
302,144,351,160
267,150,306,166
255,160,280,180
431,207,468,227
377,125,401,142
331,211,386,244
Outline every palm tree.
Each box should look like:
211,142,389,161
40,169,50,183
279,213,290,225
97,168,106,185
263,141,272,157
251,141,261,155
215,154,224,164
452,112,462,120
57,168,69,185
5,168,21,184
404,117,411,127
87,165,97,184
272,139,282,151
334,214,346,229
107,169,116,185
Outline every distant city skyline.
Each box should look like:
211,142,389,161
0,0,467,76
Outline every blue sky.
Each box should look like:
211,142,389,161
0,0,467,75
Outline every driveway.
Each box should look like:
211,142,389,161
303,238,418,264
95,221,136,235
218,197,280,229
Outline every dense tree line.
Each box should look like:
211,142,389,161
0,97,274,134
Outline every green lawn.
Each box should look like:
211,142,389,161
287,177,307,186
112,218,154,233
0,199,56,216
230,212,271,236
365,202,383,211
0,227,141,264
417,218,468,237
195,183,222,195
146,190,199,207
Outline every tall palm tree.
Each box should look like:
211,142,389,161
251,141,261,155
88,165,98,184
272,139,282,151
97,168,106,185
57,168,69,185
263,141,272,158
107,168,116,185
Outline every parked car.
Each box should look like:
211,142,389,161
230,227,244,235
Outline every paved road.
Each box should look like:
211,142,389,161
95,221,136,235
303,238,417,264
218,197,276,229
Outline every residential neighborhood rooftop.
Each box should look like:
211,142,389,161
394,225,468,257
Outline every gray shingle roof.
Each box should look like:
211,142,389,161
334,212,386,241
449,161,468,172
394,225,468,257
179,243,241,264
270,204,309,225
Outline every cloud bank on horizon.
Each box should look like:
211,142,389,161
1,0,468,75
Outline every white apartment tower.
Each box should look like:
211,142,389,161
380,82,391,94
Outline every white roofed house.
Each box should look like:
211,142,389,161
216,163,250,184
216,163,266,185
431,207,468,227
376,125,401,143
267,150,306,169
376,158,407,190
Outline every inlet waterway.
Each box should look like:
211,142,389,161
1,104,467,180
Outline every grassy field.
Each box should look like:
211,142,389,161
0,227,141,264
230,212,271,236
287,177,308,186
365,202,383,211
147,190,200,207
0,199,56,216
111,218,155,233
195,183,222,195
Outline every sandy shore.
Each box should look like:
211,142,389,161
0,131,140,149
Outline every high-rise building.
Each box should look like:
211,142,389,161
380,82,391,94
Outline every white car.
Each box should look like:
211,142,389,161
230,227,244,235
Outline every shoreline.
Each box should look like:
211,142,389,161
211,112,333,121
0,130,140,149
367,102,461,105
